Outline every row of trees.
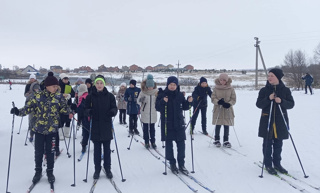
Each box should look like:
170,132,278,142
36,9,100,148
282,43,320,89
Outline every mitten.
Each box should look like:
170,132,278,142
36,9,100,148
222,103,231,109
218,99,225,105
10,107,19,115
139,96,146,103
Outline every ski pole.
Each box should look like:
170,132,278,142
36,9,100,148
67,118,75,156
61,127,71,158
228,109,241,147
259,101,274,178
127,134,134,150
210,105,222,144
189,104,195,173
83,118,92,183
278,104,308,178
6,102,16,193
163,103,168,175
71,117,76,187
17,116,23,134
184,100,202,131
112,123,126,182
24,128,30,146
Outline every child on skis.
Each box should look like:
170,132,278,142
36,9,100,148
137,74,158,148
211,73,236,148
191,77,212,135
116,82,127,125
85,75,117,179
156,76,193,175
256,68,294,175
124,79,141,135
10,72,72,184
71,84,90,153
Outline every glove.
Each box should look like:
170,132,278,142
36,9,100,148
71,104,77,110
218,99,225,105
222,103,231,109
128,96,132,101
85,109,93,116
139,96,146,103
10,107,19,115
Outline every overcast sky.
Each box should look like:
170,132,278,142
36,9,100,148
1,0,320,70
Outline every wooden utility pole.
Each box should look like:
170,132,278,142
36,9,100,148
254,37,268,90
177,60,180,79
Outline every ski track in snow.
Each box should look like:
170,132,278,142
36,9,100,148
0,84,319,193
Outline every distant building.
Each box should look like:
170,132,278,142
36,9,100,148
97,65,107,72
145,66,154,71
21,65,39,74
129,64,140,72
167,64,174,69
106,66,120,72
121,66,130,72
154,64,167,71
50,65,63,74
184,65,194,70
74,66,94,73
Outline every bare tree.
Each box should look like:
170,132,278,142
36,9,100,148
314,42,320,64
282,50,308,89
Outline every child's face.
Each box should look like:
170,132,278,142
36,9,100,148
46,85,58,93
86,83,91,88
62,78,69,84
120,86,125,89
219,79,227,85
168,83,177,91
130,84,135,88
201,82,207,87
147,87,153,90
95,80,105,91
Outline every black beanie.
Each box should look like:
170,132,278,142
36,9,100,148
85,78,92,84
167,76,179,86
269,68,284,81
200,77,207,84
130,79,137,86
45,72,59,87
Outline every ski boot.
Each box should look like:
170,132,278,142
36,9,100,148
47,170,55,183
179,165,189,175
32,169,42,184
170,164,179,174
274,165,288,174
213,140,221,147
223,141,232,148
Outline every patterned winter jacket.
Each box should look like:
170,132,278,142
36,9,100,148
18,89,71,135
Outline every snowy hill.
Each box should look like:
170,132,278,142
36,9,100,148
0,84,319,193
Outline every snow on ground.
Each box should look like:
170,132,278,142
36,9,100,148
0,84,319,193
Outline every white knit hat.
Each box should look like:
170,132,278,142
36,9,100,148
29,74,36,80
120,82,126,87
78,84,88,97
59,73,68,79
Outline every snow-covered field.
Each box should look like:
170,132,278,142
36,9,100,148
0,83,319,193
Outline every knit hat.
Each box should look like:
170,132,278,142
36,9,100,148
269,68,284,81
78,84,88,97
85,78,92,85
130,79,137,86
45,72,59,87
219,73,229,81
167,76,179,86
146,74,155,88
120,82,127,87
94,75,106,86
76,78,84,84
29,74,36,80
59,73,68,80
200,77,207,84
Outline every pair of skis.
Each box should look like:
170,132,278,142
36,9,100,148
88,169,122,193
27,149,64,193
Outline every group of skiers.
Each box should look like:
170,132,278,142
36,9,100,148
9,67,304,185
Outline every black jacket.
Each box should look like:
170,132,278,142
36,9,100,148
256,81,294,140
192,84,212,108
85,87,117,141
156,87,192,141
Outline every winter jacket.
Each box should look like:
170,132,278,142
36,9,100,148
59,79,75,106
75,93,90,133
18,90,71,135
24,80,39,97
85,87,117,142
256,81,294,140
137,80,157,124
302,74,313,86
124,86,141,114
211,78,236,126
192,83,212,108
156,87,192,141
116,87,127,110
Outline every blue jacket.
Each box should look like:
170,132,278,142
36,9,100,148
124,87,141,114
192,84,212,108
156,87,192,141
302,74,313,86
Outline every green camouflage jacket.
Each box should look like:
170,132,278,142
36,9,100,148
19,90,71,135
